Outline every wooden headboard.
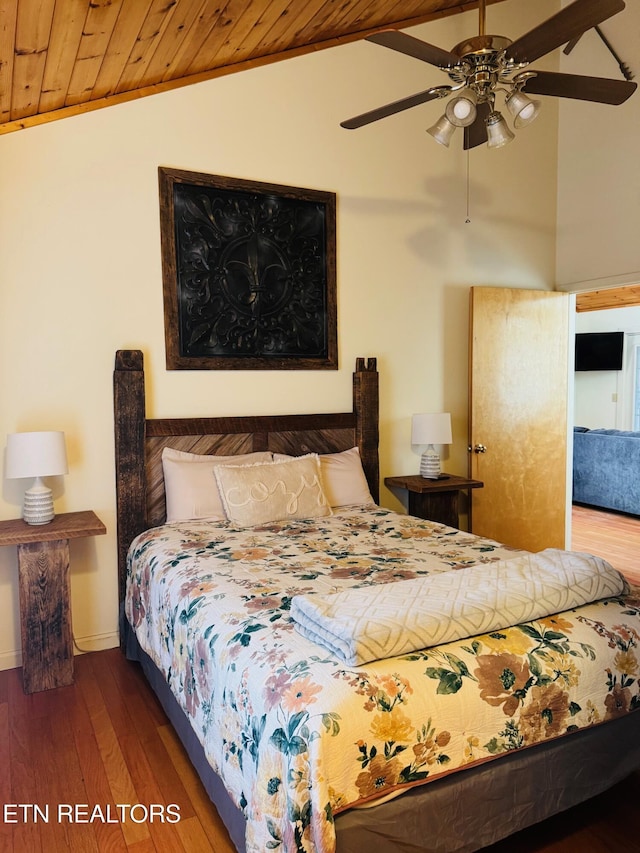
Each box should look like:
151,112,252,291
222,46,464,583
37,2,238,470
113,349,379,607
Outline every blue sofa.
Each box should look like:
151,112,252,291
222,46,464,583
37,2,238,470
573,427,640,516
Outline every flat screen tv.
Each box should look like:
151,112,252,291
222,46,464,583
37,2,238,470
575,331,624,371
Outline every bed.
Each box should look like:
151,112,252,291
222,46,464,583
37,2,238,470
114,349,640,853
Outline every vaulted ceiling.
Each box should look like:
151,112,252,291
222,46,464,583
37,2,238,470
0,0,509,136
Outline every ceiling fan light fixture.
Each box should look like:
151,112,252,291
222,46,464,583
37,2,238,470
444,89,478,127
341,1,635,149
427,114,457,147
485,111,515,149
506,90,541,128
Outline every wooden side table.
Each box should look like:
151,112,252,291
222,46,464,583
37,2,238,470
0,510,106,693
384,474,483,529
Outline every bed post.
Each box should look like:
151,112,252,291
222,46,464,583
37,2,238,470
114,349,147,638
353,357,379,503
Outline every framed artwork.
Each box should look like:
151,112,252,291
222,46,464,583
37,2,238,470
159,167,337,370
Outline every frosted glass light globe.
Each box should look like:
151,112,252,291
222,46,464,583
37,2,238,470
453,99,472,120
519,103,535,121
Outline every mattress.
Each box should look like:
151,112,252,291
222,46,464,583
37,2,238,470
124,506,640,853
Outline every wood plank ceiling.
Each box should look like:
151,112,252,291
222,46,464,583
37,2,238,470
0,0,506,136
575,285,640,312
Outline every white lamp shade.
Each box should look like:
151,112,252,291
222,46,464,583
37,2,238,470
5,431,68,479
411,413,452,446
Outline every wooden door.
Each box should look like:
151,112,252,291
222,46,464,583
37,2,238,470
469,287,572,551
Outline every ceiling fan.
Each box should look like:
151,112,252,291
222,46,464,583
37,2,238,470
341,0,637,150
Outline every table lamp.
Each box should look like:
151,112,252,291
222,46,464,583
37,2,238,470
5,431,68,524
411,413,452,479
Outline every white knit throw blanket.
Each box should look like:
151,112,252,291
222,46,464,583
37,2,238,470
290,549,627,665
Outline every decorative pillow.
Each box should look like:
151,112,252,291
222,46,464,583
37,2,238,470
214,454,332,526
162,447,273,522
274,447,374,508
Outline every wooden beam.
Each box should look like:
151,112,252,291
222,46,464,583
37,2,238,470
113,349,147,620
575,284,640,312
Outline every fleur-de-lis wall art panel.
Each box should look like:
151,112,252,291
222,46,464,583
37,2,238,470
159,167,337,370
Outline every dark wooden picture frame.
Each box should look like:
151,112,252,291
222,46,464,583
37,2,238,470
159,167,337,370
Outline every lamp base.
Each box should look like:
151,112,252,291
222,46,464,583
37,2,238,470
23,481,55,525
420,446,441,479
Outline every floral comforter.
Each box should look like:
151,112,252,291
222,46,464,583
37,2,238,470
125,507,640,853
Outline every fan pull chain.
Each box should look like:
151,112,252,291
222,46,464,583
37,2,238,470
465,150,471,223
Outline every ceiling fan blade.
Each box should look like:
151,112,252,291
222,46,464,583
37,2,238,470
366,30,460,70
522,70,636,104
463,102,491,150
341,88,444,129
563,34,584,56
506,0,625,64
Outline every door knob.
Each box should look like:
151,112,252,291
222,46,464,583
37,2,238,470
470,443,487,454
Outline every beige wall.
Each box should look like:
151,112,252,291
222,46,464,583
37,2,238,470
574,307,640,430
556,0,640,290
0,0,558,669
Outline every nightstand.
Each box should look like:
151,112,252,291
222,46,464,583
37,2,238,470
384,474,483,530
0,510,106,693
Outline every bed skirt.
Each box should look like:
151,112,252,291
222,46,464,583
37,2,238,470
122,614,640,853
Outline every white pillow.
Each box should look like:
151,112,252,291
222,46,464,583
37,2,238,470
162,447,273,522
274,447,374,508
214,454,332,526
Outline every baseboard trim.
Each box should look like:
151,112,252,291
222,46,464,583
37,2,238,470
71,630,120,656
0,630,120,672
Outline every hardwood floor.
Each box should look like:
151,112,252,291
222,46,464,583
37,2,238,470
571,504,640,586
0,648,236,853
1,645,640,852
